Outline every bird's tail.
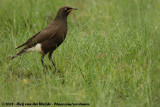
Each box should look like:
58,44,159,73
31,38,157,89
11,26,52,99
10,49,26,60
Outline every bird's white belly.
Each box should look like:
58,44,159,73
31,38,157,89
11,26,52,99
26,43,42,52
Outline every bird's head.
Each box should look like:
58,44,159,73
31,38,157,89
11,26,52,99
56,6,78,18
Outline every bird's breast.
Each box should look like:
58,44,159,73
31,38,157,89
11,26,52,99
56,27,67,40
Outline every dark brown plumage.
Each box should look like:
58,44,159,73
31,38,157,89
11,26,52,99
11,6,77,70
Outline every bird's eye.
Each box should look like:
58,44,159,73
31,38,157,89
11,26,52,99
64,8,67,11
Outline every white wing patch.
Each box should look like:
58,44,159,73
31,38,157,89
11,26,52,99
26,43,42,52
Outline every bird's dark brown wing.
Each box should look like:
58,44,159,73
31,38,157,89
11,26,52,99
16,32,41,49
16,22,58,49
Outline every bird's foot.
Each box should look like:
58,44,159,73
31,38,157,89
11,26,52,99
53,68,60,74
56,70,61,73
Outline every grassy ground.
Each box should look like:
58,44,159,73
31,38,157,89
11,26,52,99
0,0,160,107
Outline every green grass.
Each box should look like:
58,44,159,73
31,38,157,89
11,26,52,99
0,0,160,106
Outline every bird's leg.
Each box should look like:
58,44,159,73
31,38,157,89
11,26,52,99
48,52,56,68
41,53,46,68
48,52,60,73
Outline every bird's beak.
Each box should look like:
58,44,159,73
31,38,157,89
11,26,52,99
73,8,78,10
67,8,78,12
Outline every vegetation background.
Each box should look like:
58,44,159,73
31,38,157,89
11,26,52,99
0,0,160,107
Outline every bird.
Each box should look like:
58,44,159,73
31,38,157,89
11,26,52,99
11,6,78,71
